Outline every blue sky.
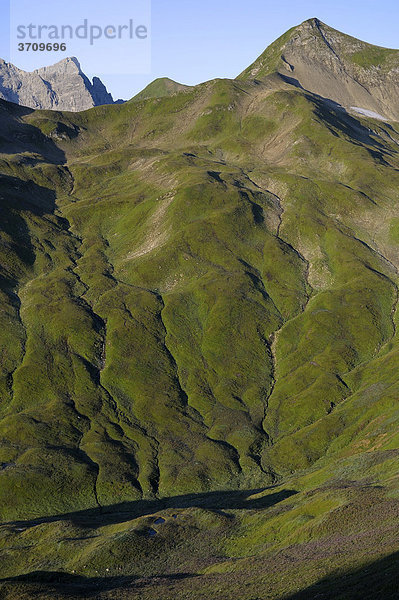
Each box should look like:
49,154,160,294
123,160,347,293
1,0,399,100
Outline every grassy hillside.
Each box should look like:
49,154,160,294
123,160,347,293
1,37,399,598
131,78,192,102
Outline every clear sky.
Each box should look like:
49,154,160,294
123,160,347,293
1,0,399,101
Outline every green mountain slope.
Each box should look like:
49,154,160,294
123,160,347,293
131,77,192,102
1,19,399,600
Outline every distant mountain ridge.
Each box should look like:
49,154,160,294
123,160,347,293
3,19,399,119
0,57,116,111
131,77,192,103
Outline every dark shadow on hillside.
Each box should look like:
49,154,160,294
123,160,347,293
308,95,392,163
5,487,297,530
0,98,35,117
0,102,67,290
2,548,399,599
0,173,58,218
277,71,395,165
0,174,58,273
0,98,66,163
0,570,196,598
284,550,399,600
0,174,69,312
278,73,304,89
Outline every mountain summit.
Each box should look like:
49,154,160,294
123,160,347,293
0,56,114,111
131,77,192,102
239,17,399,120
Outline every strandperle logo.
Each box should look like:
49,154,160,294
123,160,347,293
16,19,148,45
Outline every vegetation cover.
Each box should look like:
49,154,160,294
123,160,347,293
1,18,399,600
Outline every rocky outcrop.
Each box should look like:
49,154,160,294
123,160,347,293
238,18,399,121
0,57,115,111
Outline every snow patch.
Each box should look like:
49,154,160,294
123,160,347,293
350,107,386,121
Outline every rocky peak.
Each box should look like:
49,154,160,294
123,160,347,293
36,56,82,76
0,57,115,112
238,18,399,121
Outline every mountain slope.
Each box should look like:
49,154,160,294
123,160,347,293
238,17,399,120
1,19,399,600
131,77,192,102
0,57,114,111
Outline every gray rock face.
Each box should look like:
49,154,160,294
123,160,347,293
0,57,114,112
239,18,399,122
